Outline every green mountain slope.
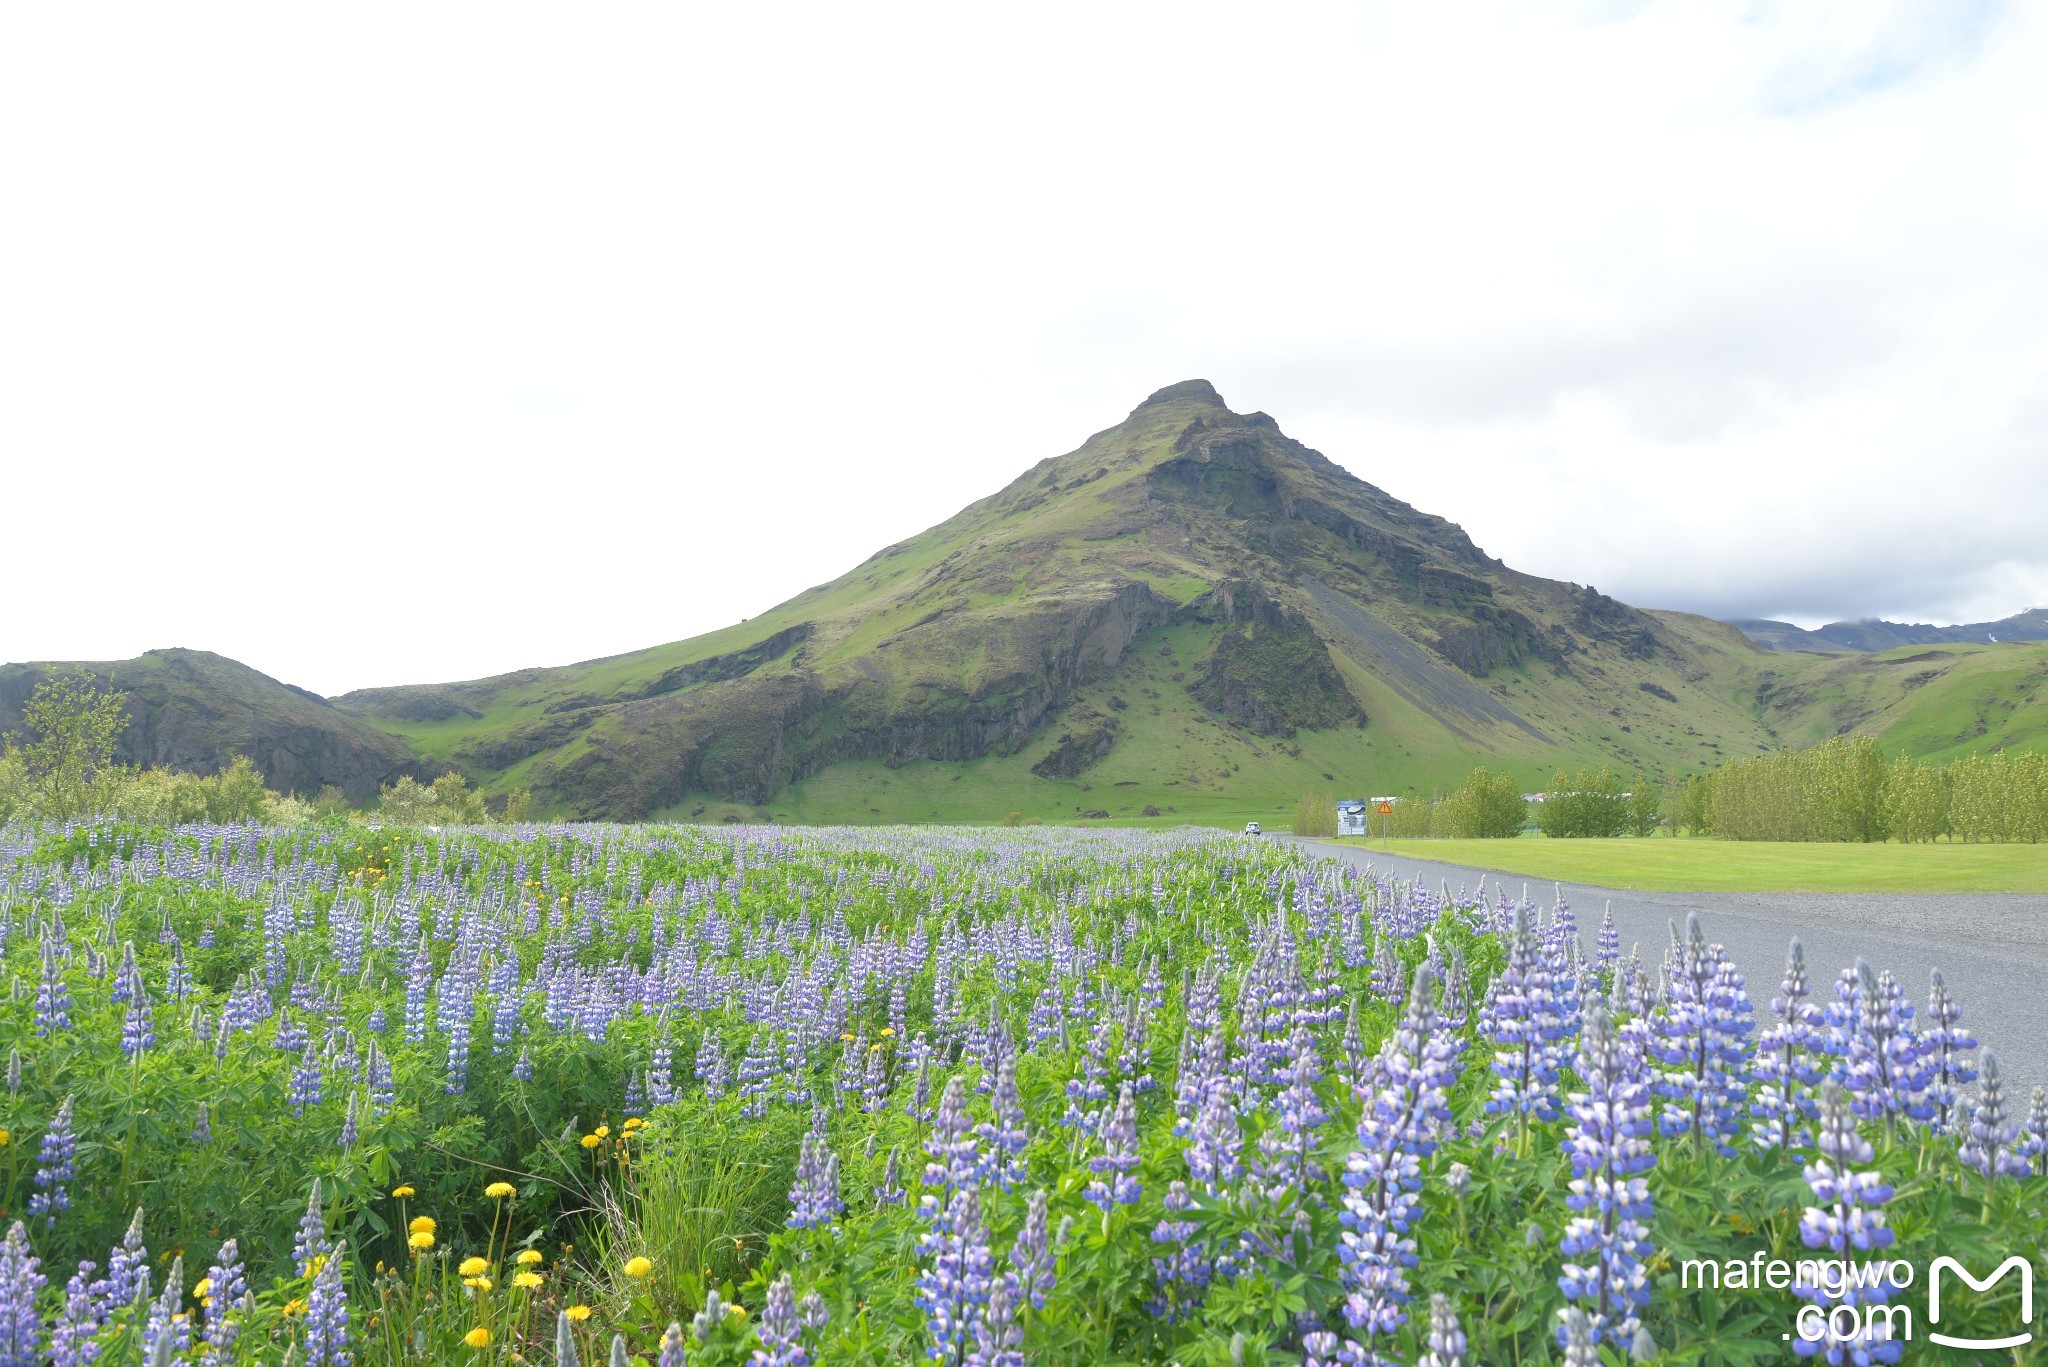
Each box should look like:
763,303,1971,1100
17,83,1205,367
0,648,420,796
18,385,2048,825
322,381,1851,820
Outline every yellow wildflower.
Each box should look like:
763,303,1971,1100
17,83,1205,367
409,1232,434,1251
565,1304,593,1322
465,1326,492,1348
283,1299,307,1317
880,1027,895,1038
193,1277,213,1300
623,1117,645,1131
409,1216,436,1236
463,1276,493,1291
513,1271,543,1289
392,1186,415,1198
595,1125,611,1139
729,1304,746,1320
623,1256,653,1279
485,1181,516,1199
459,1257,489,1277
0,1130,10,1146
580,1134,601,1150
517,1250,544,1265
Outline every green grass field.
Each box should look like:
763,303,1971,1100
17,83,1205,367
1324,833,2048,892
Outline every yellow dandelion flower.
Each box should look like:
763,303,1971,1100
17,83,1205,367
728,1304,746,1320
869,1043,882,1053
595,1125,611,1139
880,1027,895,1038
463,1276,493,1292
409,1216,436,1236
840,1032,855,1042
485,1181,516,1199
623,1117,645,1131
283,1299,307,1317
623,1256,653,1279
580,1134,601,1150
513,1271,543,1289
306,1254,328,1277
516,1249,544,1265
0,1129,11,1146
459,1257,489,1277
408,1232,435,1251
391,1186,415,1198
464,1326,492,1348
564,1304,593,1322
193,1277,213,1299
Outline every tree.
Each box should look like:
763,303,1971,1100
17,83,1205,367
1625,774,1662,837
8,673,129,821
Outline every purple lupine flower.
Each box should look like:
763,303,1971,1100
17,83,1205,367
290,1049,324,1116
1418,1293,1470,1367
1958,1049,2027,1187
1085,1082,1141,1212
1792,1081,1901,1365
339,1092,360,1149
200,1239,246,1367
786,1133,843,1231
366,1005,387,1034
99,1206,149,1311
1148,1180,1210,1323
1921,969,1977,1133
1008,1188,1055,1311
2021,1087,2048,1175
1557,1005,1656,1349
1061,1015,1114,1135
37,943,72,1036
1254,1023,1328,1200
916,1184,995,1365
1479,906,1566,1132
31,1096,77,1230
753,1273,810,1367
1651,912,1753,1157
1837,961,1934,1135
876,1145,906,1207
648,1037,675,1108
1302,1331,1345,1367
0,1222,45,1367
658,1322,688,1367
975,1278,1025,1367
512,1046,535,1084
1594,903,1620,987
1338,966,1457,1358
1751,936,1825,1153
143,1255,189,1361
304,1242,349,1367
294,1183,332,1273
978,1056,1030,1190
49,1261,101,1367
1559,1307,1598,1367
924,1076,982,1199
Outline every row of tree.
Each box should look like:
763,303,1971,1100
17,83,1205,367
1676,734,2048,842
1,674,523,827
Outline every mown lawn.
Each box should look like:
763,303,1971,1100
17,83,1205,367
1324,833,2048,892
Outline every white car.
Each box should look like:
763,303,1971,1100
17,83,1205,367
1243,821,1262,836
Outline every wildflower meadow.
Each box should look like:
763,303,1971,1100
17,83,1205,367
0,818,2039,1365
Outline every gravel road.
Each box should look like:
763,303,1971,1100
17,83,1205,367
1285,837,2048,1100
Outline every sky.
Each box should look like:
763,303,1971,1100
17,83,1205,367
3,1,2044,696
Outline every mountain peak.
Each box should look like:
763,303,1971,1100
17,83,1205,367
1131,379,1227,414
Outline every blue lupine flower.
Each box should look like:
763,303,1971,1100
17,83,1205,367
1148,1180,1209,1323
37,943,72,1037
1792,1081,1901,1365
1958,1049,2027,1187
1836,961,1933,1135
915,1187,994,1365
754,1273,810,1367
2021,1088,2048,1175
1339,966,1458,1358
1008,1188,1056,1311
294,1183,333,1274
1557,1005,1656,1349
1751,937,1825,1153
1921,969,1977,1133
304,1242,349,1367
924,1076,982,1199
978,1056,1030,1190
1419,1293,1470,1367
201,1239,246,1367
142,1255,189,1361
1479,906,1567,1131
0,1222,46,1367
31,1096,77,1230
1085,1083,1141,1212
49,1260,101,1367
786,1133,843,1231
1651,912,1753,1157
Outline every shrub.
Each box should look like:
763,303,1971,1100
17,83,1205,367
1291,791,1336,836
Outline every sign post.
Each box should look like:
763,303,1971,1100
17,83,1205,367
1377,800,1393,844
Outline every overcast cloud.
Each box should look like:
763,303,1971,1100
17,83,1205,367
3,1,2044,695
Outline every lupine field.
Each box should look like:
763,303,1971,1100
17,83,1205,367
0,820,2041,1366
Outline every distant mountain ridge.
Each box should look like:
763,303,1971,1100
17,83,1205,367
11,382,2048,824
1728,609,2048,653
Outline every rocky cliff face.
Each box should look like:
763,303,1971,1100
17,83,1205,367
0,649,422,795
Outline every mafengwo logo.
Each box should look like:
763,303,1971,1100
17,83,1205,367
1927,1256,2033,1352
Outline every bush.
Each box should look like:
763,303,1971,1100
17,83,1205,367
1535,768,1629,838
1435,768,1526,838
376,771,491,825
1291,792,1336,836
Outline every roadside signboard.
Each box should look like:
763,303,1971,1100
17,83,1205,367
1336,800,1367,836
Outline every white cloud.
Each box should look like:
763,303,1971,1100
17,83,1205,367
1,0,2043,692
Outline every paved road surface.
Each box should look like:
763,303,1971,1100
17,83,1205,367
1285,838,2048,1100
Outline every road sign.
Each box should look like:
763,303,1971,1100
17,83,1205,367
1376,802,1393,814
